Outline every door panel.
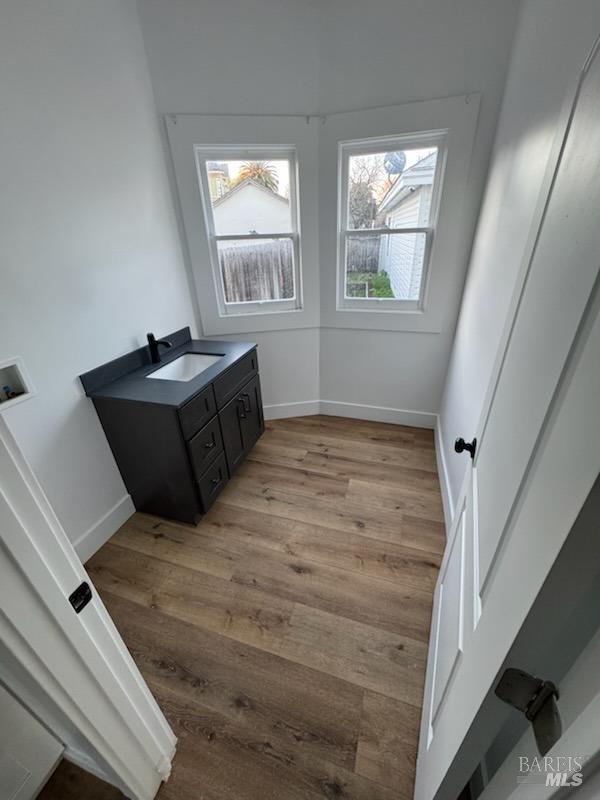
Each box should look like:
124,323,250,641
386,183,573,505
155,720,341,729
475,52,600,594
430,505,466,727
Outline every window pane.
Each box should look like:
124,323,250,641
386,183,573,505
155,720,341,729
218,238,295,303
206,159,293,235
345,232,427,301
347,148,438,230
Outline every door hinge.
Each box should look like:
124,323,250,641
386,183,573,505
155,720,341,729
495,668,562,756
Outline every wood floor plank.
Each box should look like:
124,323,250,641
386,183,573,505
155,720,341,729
218,480,406,544
355,690,421,797
39,761,124,799
109,515,434,641
301,451,440,493
102,591,364,771
269,415,435,449
261,425,438,472
246,440,310,470
205,502,442,591
280,604,428,707
347,478,445,523
88,543,293,654
154,683,399,800
235,458,350,499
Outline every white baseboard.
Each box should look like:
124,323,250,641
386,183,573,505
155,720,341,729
434,415,454,536
263,400,320,420
73,494,135,563
320,400,436,429
263,398,436,428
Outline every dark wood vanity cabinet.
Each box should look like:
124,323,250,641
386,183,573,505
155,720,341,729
89,346,264,525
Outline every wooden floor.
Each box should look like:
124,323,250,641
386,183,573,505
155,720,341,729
40,416,445,800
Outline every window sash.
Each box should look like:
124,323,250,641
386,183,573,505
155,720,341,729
341,229,434,308
337,132,446,312
194,146,302,317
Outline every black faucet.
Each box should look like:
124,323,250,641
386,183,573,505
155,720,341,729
147,332,172,364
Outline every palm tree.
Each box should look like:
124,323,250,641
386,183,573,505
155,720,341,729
233,161,279,192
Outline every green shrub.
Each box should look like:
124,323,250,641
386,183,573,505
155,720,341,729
370,271,394,298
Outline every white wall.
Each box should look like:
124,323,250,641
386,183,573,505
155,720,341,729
136,0,320,115
438,0,600,510
138,0,520,423
0,0,196,549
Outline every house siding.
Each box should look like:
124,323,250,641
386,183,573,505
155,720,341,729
379,186,431,299
213,182,290,236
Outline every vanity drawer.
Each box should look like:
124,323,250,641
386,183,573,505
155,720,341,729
179,384,217,440
187,416,223,479
197,452,228,512
213,349,258,408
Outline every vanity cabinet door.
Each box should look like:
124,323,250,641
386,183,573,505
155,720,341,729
220,394,246,475
238,374,264,453
220,374,264,475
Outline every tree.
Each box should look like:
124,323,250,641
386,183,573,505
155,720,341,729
232,161,279,192
348,154,387,228
349,182,378,229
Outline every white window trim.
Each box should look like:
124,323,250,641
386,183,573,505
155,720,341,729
319,94,481,334
166,114,320,336
194,144,302,317
337,131,448,312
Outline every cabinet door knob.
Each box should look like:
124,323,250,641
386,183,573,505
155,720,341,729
204,440,216,450
454,437,477,459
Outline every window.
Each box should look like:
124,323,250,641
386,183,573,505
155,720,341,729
195,146,302,316
338,132,446,311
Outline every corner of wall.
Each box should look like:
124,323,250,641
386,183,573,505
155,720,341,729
73,495,135,564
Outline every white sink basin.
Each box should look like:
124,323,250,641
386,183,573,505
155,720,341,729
147,353,223,382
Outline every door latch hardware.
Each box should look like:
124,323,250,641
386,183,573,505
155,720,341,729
454,437,477,459
495,668,562,755
69,581,93,614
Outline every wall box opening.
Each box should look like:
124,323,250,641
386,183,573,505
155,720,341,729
0,358,35,411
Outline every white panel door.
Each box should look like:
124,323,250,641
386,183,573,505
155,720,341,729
416,37,600,800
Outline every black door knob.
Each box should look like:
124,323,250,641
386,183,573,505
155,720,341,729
454,437,477,459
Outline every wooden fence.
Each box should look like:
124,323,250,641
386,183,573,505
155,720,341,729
219,240,294,303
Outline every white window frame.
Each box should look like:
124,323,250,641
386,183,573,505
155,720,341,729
319,95,481,334
194,145,302,317
337,131,447,312
166,114,319,336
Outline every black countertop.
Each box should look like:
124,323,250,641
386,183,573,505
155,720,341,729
80,327,256,408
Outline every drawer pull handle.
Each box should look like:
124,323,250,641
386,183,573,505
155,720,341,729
241,392,251,413
204,440,216,450
237,397,247,419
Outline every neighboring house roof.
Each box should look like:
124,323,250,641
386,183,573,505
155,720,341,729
213,178,289,208
377,152,437,215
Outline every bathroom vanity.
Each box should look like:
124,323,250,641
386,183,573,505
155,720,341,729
80,327,263,524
